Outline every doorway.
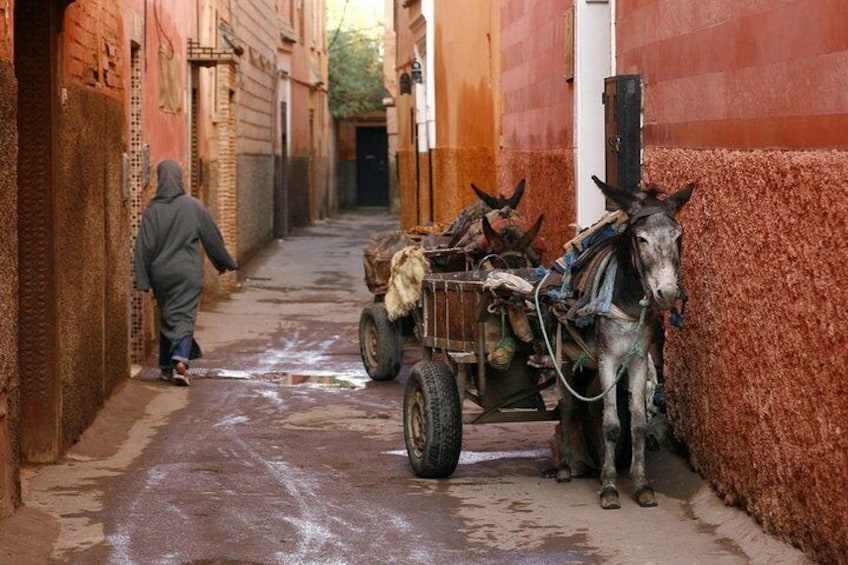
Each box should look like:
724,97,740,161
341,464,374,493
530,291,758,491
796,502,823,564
355,126,389,207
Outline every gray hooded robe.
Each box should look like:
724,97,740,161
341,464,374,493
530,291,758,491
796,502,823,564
134,160,237,346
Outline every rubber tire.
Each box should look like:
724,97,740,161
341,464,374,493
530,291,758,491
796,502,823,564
359,303,402,381
403,361,462,478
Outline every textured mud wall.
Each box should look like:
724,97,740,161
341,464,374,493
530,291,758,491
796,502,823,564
497,149,575,265
646,147,848,563
236,154,274,261
55,86,127,447
0,61,19,516
397,148,418,230
337,160,356,209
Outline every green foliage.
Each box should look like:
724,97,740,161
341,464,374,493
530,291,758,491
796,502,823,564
328,29,387,119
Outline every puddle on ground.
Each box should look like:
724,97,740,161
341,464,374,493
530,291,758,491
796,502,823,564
186,367,368,390
384,448,549,465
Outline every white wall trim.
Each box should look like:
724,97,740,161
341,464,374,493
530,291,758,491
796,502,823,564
573,0,612,228
424,0,436,149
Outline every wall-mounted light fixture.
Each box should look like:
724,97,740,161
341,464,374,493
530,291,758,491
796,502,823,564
399,72,412,94
411,59,423,84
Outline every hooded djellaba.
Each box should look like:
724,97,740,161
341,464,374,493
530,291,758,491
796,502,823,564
134,160,238,386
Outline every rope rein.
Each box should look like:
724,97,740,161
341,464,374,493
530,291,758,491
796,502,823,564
532,268,649,403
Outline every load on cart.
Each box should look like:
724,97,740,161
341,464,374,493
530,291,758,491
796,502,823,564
359,179,546,381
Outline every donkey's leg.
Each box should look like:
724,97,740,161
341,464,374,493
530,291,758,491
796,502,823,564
597,357,621,509
555,378,574,482
628,355,656,507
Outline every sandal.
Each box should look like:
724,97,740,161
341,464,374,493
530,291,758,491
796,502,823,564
173,361,190,387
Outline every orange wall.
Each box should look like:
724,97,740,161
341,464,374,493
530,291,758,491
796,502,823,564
430,0,498,224
434,0,498,149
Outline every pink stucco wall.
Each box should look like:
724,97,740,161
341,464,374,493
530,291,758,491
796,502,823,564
142,0,194,171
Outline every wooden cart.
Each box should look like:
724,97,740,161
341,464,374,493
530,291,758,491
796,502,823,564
358,232,475,382
402,269,561,478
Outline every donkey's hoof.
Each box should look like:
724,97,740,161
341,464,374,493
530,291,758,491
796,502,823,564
600,486,620,509
556,467,572,483
636,486,657,507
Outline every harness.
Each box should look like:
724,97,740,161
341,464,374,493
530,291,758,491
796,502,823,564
533,205,688,403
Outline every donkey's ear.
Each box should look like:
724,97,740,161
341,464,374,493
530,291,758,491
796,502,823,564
472,184,500,209
506,179,526,209
665,182,694,214
591,175,638,211
516,214,544,249
481,214,500,247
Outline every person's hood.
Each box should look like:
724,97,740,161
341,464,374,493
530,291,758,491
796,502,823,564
154,160,185,202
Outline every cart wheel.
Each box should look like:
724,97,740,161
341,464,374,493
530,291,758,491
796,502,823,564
359,303,401,381
403,361,462,478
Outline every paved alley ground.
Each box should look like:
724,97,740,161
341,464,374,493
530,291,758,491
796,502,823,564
0,210,810,564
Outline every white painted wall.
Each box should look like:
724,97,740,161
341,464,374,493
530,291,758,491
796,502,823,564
573,0,612,228
423,0,436,149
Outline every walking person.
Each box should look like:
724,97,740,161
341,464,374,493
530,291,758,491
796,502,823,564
134,160,238,386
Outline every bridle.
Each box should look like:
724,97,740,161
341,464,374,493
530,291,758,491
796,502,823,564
626,206,688,327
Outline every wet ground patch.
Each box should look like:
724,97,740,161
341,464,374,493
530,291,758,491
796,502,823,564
182,367,365,389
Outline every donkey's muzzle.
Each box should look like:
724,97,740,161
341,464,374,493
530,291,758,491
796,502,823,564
652,286,679,310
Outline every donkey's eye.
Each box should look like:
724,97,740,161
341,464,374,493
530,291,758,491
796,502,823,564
636,236,649,245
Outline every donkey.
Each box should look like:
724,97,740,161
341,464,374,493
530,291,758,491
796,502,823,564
556,175,694,509
445,179,527,243
471,179,525,210
479,213,545,269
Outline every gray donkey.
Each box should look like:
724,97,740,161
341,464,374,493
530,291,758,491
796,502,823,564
556,175,694,509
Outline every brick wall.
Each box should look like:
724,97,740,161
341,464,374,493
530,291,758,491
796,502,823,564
0,0,11,62
64,0,124,96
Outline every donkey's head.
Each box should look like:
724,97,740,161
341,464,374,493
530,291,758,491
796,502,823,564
480,213,545,268
591,175,694,310
471,179,526,211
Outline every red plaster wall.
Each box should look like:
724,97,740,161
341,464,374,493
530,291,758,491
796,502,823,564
616,1,848,560
617,0,848,150
498,0,575,262
141,0,193,170
645,148,848,562
497,149,574,265
500,0,573,150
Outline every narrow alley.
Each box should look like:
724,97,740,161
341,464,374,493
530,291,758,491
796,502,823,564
0,211,808,564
